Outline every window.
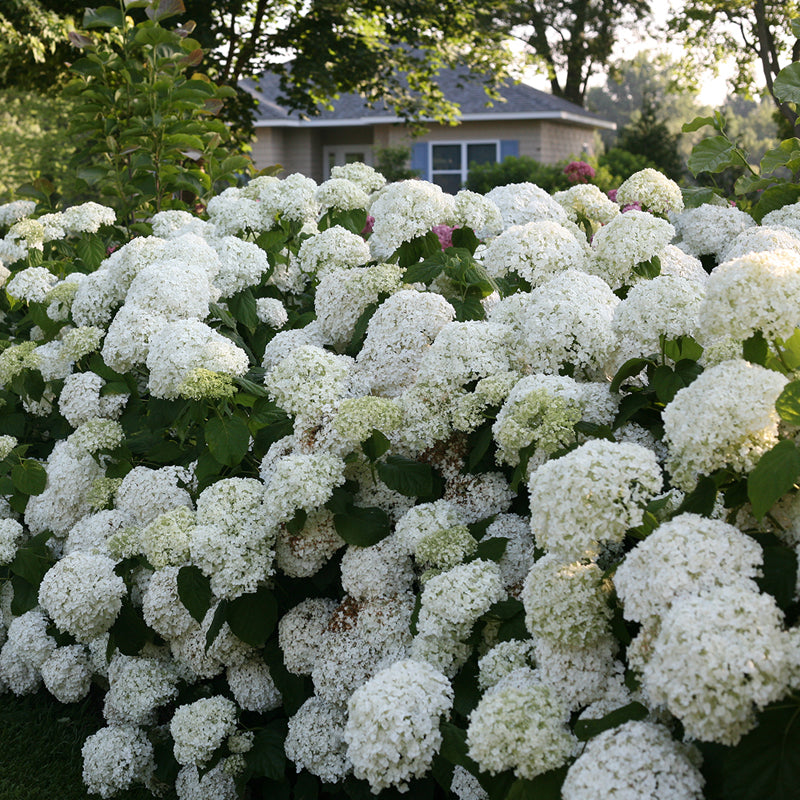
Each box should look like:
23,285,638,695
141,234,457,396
430,141,499,192
323,145,374,179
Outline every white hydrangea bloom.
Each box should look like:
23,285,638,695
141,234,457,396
719,225,800,263
466,668,576,779
266,344,352,418
6,266,59,303
630,585,795,745
0,518,23,564
615,513,763,626
528,440,662,561
59,371,128,428
356,289,455,396
278,597,338,675
170,695,239,766
206,187,263,235
394,499,466,555
344,658,453,793
662,359,787,490
330,162,386,193
562,720,704,800
480,220,588,285
657,244,708,283
0,200,36,227
612,274,704,361
493,374,617,469
103,654,179,726
227,658,281,712
209,234,271,297
150,209,208,238
316,177,370,211
285,696,352,783
369,180,456,259
260,322,327,371
274,508,346,578
315,263,404,350
297,225,372,278
0,610,56,693
616,169,684,215
61,201,116,234
485,183,570,228
101,304,168,372
518,269,619,378
478,640,536,690
255,173,320,226
146,319,249,399
588,210,675,288
481,513,535,591
453,189,503,238
700,248,800,345
763,201,800,234
175,761,239,800
141,566,195,640
340,536,415,600
522,555,613,646
672,204,755,259
255,297,288,328
38,551,126,643
40,644,92,703
554,184,620,226
115,465,193,528
0,238,25,267
82,725,155,799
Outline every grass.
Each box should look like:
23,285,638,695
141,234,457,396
0,685,164,800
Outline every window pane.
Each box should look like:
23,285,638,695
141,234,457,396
432,144,461,170
467,143,497,166
432,173,463,194
345,152,365,163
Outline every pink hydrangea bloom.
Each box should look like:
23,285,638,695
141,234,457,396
432,224,456,250
564,161,596,184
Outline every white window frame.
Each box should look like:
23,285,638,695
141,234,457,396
428,140,500,189
322,145,374,179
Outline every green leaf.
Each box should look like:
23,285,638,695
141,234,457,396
650,364,685,404
176,565,213,623
610,357,651,393
451,226,480,254
393,231,442,268
792,18,800,39
11,460,47,496
777,381,800,426
402,258,445,285
748,440,800,519
743,331,769,366
333,506,392,547
699,700,800,800
10,575,38,615
661,335,703,363
361,430,391,461
133,24,177,46
83,6,125,28
108,596,151,656
146,0,186,22
752,184,800,224
244,721,286,781
227,289,259,332
505,768,568,800
760,139,800,175
681,115,718,133
377,455,440,498
574,701,650,741
10,533,53,587
632,255,661,279
286,508,307,535
687,136,742,176
673,475,718,517
439,721,478,772
205,601,228,651
752,533,798,611
774,63,800,105
344,300,381,357
204,415,250,467
225,586,278,648
76,234,109,270
475,537,508,562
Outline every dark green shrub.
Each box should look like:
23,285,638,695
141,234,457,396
465,155,571,193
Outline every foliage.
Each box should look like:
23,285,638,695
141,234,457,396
61,1,252,224
373,146,420,183
667,1,800,132
502,0,651,106
465,155,572,193
0,88,78,201
616,93,685,181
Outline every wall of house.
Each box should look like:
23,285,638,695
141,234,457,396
382,119,597,165
250,128,320,178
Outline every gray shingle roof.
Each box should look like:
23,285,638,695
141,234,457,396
241,68,614,129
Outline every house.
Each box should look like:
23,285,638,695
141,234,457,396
241,69,615,188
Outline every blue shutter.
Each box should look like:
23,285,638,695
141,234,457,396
410,142,429,179
500,140,519,161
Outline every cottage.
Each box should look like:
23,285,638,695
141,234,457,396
241,68,615,187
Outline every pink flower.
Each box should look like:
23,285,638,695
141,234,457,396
432,224,456,250
563,161,596,184
361,214,375,237
607,189,618,202
621,201,642,213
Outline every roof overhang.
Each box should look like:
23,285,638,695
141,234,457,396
253,110,616,130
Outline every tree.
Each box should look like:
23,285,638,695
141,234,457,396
500,0,650,106
1,0,515,131
667,0,800,132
